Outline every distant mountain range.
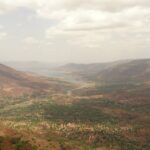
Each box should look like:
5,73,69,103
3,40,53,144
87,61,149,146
2,58,150,84
57,59,150,84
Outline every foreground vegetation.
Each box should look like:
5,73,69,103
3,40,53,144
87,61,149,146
0,83,149,150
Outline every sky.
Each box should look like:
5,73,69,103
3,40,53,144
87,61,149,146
0,0,150,63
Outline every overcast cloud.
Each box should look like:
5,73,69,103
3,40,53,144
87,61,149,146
0,0,150,63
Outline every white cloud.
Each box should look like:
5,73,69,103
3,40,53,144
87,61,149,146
45,5,150,48
23,36,38,44
0,32,7,40
0,25,3,29
0,0,150,62
23,36,53,48
0,1,150,30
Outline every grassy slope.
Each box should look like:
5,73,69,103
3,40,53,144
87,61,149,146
0,91,149,150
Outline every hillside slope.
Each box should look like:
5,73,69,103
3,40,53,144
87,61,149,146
57,59,150,84
0,64,73,97
93,59,150,84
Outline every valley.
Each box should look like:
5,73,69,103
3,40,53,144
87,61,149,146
0,59,150,150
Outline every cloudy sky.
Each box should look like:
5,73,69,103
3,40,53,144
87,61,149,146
0,0,150,63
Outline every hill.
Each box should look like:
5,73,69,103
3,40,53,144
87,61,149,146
3,61,78,82
0,63,73,97
3,61,62,76
94,59,150,84
57,59,150,84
